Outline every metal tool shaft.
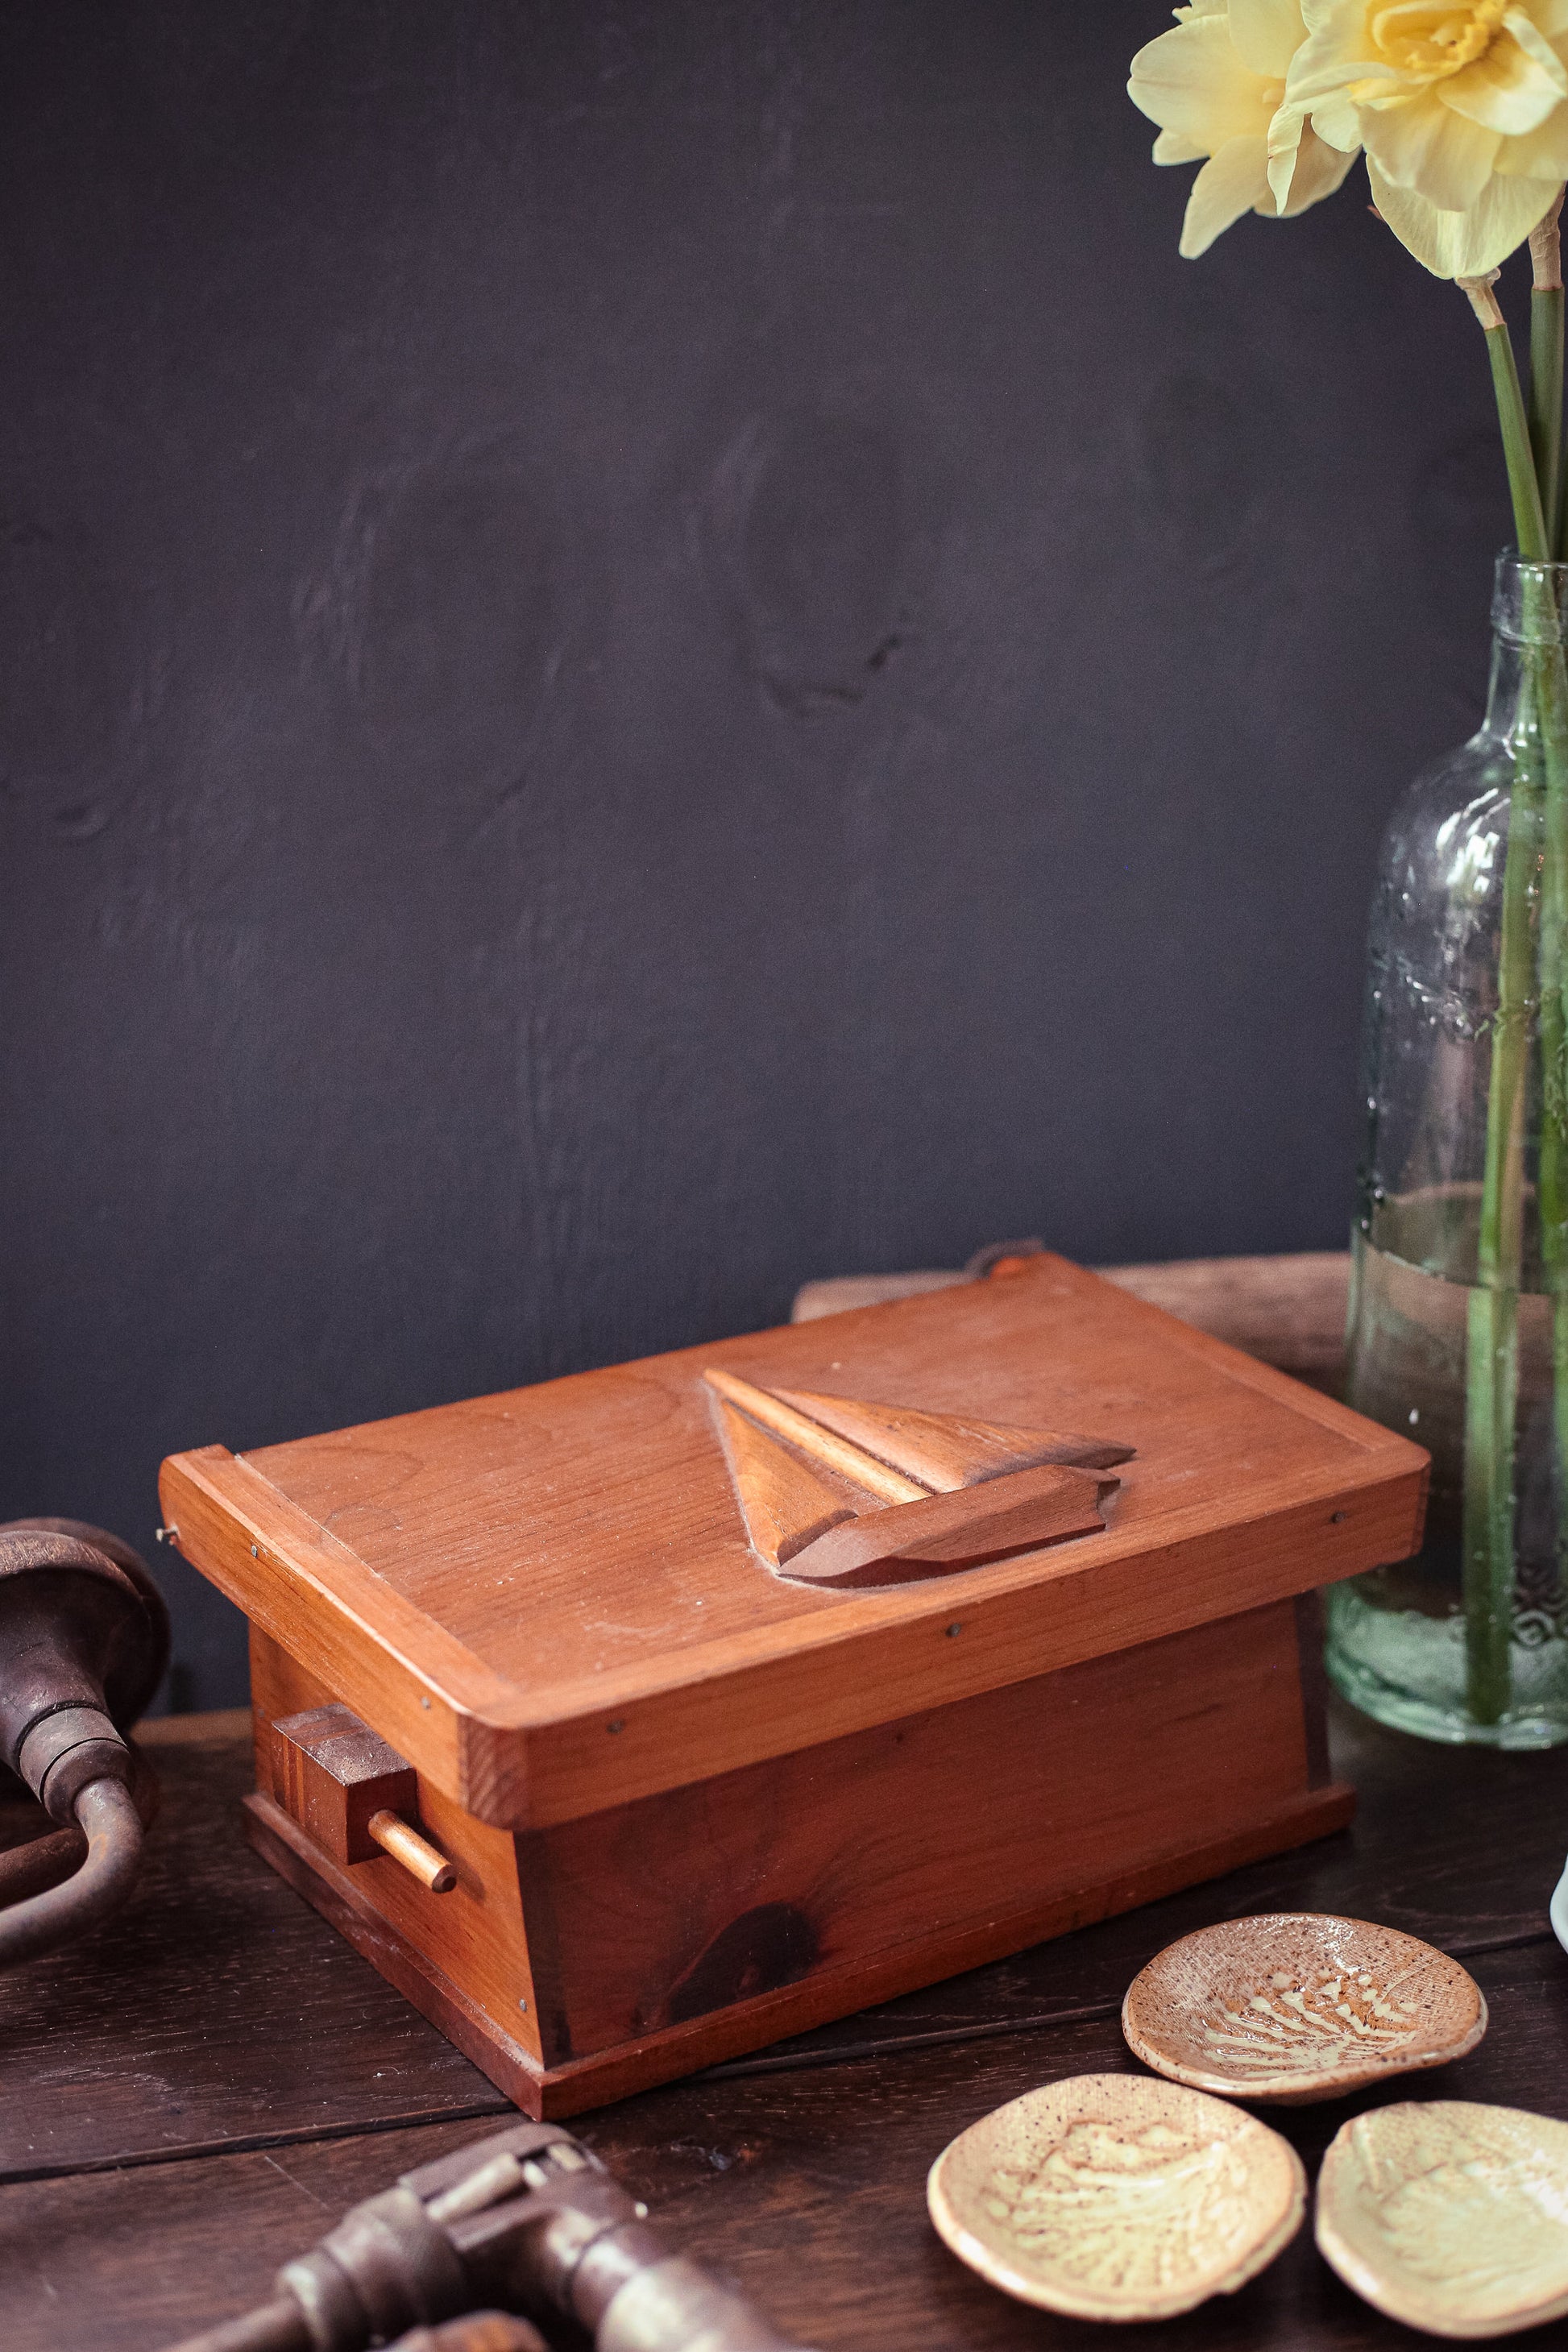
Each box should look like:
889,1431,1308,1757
162,2121,819,2352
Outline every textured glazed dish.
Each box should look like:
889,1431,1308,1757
1317,2101,1568,2338
927,2071,1307,2322
1122,1914,1487,2103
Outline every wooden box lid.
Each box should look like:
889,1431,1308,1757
160,1255,1426,1831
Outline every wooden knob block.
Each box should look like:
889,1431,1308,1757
267,1703,417,1867
368,1808,457,1893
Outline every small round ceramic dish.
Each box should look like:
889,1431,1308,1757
926,2071,1306,2323
1122,1914,1487,2105
1317,2101,1568,2338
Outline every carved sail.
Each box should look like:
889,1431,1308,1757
768,1387,1133,1491
705,1368,1133,1587
714,1400,854,1568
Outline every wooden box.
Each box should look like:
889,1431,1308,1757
160,1255,1427,2118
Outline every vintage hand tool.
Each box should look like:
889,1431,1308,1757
0,1519,168,1967
163,2119,819,2352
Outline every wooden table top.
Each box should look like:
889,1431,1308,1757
6,1255,1568,2350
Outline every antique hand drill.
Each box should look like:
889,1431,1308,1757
165,2120,819,2352
0,1520,168,1967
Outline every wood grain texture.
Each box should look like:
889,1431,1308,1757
9,1689,1559,2185
0,1731,508,2186
1100,1255,1354,1392
793,1255,1354,1397
160,1256,1425,2113
138,1709,255,1748
247,1599,1350,2116
4,1644,1568,2274
589,1940,1568,2352
728,1692,1566,2082
252,1777,1357,2122
161,1255,1425,1827
7,1254,1544,2346
9,1938,1568,2352
0,1250,1531,2352
780,1459,1114,1586
368,1810,458,1894
791,1271,970,1321
267,1702,417,1866
242,1792,547,2107
1,2122,504,2352
769,1386,1135,1487
156,1446,516,1820
512,1597,1334,2067
703,1367,929,1504
712,1398,854,1566
251,1631,541,2062
7,0,1460,1741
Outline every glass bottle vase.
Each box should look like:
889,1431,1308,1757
1325,552,1568,1747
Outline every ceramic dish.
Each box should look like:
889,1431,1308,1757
1122,1913,1487,2104
1317,2101,1568,2338
927,2071,1306,2322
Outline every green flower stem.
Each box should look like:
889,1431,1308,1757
1531,193,1568,562
1536,622,1568,1603
1466,744,1535,1723
1465,315,1549,1723
1543,283,1568,1607
1536,201,1568,1619
1483,320,1550,561
1531,286,1564,554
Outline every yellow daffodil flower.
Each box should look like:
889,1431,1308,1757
1288,0,1568,272
1130,0,1359,256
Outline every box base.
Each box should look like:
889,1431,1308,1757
243,1777,1354,2118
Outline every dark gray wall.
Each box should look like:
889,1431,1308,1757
1,0,1514,1707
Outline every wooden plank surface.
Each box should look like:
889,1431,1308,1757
792,1253,1354,1394
6,1695,1568,2348
7,1252,1565,2352
3,1694,1564,2182
1094,1254,1353,1390
6,1939,1568,2352
0,1727,508,2184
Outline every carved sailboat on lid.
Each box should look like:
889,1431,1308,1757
704,1366,1134,1589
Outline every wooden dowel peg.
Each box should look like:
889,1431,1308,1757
703,1367,929,1505
367,1808,457,1893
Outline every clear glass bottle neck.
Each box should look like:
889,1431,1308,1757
1483,554,1568,740
1482,633,1533,740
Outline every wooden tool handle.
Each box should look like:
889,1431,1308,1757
367,1809,456,1893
